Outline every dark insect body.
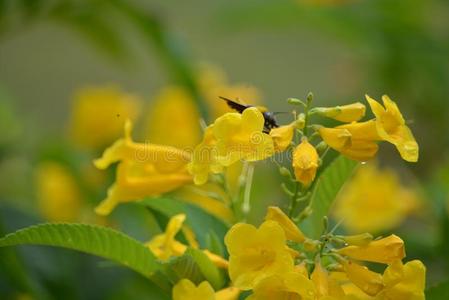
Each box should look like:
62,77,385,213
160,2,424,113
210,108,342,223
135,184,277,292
218,96,279,133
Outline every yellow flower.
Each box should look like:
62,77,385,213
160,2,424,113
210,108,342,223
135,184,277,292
215,286,241,300
343,261,383,296
146,214,187,260
172,280,215,300
311,262,346,299
313,102,366,122
145,86,201,149
213,107,274,166
198,64,261,119
68,86,140,149
172,280,240,300
319,121,379,161
332,271,373,300
93,121,192,215
366,95,419,162
187,125,223,185
269,124,294,152
146,214,229,268
264,206,306,243
333,162,419,233
292,139,319,186
224,221,294,290
378,260,426,300
247,272,316,300
337,235,405,264
35,162,82,222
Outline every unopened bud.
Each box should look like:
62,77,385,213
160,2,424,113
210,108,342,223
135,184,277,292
342,233,373,246
315,141,328,154
307,92,314,103
311,102,366,123
279,166,292,177
287,98,306,106
327,263,343,272
295,113,305,129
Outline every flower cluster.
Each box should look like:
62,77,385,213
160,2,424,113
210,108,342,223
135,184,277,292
222,206,426,300
189,94,418,190
88,89,424,300
318,95,418,163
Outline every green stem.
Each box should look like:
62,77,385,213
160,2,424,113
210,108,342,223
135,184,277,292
241,163,254,221
288,182,300,217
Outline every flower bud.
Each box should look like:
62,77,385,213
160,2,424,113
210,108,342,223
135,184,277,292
287,98,306,106
342,233,374,246
313,102,366,122
292,139,319,186
279,166,292,177
295,113,305,129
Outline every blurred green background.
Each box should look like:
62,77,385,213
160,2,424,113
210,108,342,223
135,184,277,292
1,0,449,299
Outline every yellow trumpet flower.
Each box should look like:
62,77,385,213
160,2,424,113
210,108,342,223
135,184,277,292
319,121,379,161
213,107,274,166
93,121,192,215
172,279,240,300
224,221,294,290
264,206,306,243
246,272,316,300
337,234,405,264
146,214,229,268
187,125,223,185
366,95,419,162
379,260,426,300
343,261,384,296
269,124,294,152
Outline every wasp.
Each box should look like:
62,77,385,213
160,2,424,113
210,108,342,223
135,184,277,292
219,96,279,133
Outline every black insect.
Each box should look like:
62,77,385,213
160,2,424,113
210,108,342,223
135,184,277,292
219,96,279,133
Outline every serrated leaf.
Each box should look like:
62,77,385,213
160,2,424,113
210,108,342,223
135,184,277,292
0,223,159,278
141,197,229,248
300,156,359,238
427,280,449,300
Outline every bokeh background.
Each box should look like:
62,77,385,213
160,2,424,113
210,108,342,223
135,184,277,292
1,0,449,299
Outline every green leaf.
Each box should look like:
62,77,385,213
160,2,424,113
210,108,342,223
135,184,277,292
141,197,229,248
427,280,449,300
161,253,205,286
185,248,225,290
300,156,359,238
206,231,225,257
157,248,225,290
0,223,159,278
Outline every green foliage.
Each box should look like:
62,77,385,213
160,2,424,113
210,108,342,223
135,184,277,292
300,156,359,238
141,197,229,248
185,248,225,290
0,223,159,278
426,280,449,300
156,248,225,291
0,0,209,120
